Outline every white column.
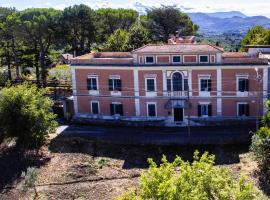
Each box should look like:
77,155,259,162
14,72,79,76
162,70,167,96
71,67,78,114
188,69,192,96
217,68,222,116
133,69,140,116
263,67,268,114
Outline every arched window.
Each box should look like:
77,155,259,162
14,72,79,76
172,72,183,91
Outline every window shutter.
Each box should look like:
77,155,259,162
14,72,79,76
208,105,212,116
167,79,171,92
246,79,249,91
208,79,212,91
116,79,122,91
246,104,250,116
92,78,97,90
87,78,91,90
110,104,114,115
119,104,123,116
184,79,188,91
198,105,202,117
109,79,113,91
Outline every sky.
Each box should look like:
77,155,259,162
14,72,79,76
1,0,270,17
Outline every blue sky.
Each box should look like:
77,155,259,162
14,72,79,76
1,0,270,17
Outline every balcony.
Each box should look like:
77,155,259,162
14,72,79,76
167,91,188,98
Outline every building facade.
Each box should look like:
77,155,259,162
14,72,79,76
70,39,269,126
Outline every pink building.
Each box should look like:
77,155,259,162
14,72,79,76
70,38,269,126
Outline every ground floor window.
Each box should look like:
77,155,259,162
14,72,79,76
238,103,249,116
147,103,157,117
198,104,212,117
91,101,99,114
110,103,123,116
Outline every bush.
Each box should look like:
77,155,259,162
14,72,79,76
250,127,270,169
116,151,259,200
0,83,57,148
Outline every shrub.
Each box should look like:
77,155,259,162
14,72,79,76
0,83,57,148
250,127,270,169
116,151,259,200
18,167,37,192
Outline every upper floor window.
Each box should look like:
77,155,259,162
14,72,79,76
238,77,249,92
199,55,209,63
87,76,98,90
110,103,123,116
238,103,249,116
200,78,211,92
172,55,181,63
145,56,154,64
146,78,156,92
167,73,188,92
109,78,122,91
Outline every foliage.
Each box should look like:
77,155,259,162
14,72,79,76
0,83,57,148
241,26,270,51
59,4,96,56
48,64,71,83
128,20,150,50
101,29,130,52
97,157,110,169
19,167,37,191
146,6,198,42
116,151,259,200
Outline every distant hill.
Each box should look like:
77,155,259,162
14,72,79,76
187,12,270,35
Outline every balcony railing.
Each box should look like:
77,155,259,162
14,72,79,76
167,91,188,97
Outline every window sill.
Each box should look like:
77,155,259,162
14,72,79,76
146,91,157,97
237,91,249,97
89,90,99,95
110,91,122,96
199,91,210,97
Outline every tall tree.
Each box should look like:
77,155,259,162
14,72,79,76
128,20,150,50
101,29,130,52
59,4,96,56
241,26,270,51
95,8,138,42
146,6,198,42
13,8,61,85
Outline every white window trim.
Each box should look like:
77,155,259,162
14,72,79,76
172,55,182,64
199,55,209,63
237,102,249,117
145,55,155,64
90,101,100,114
236,76,249,96
198,76,211,96
147,102,157,117
145,77,157,97
210,55,216,63
109,76,122,95
88,75,99,95
183,55,198,64
199,103,210,117
111,102,123,117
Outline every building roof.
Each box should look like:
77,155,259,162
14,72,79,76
222,52,249,58
132,43,224,54
60,53,74,60
74,52,132,59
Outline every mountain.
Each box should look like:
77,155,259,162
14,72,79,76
204,11,246,19
187,12,270,35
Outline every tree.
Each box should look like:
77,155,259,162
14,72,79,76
116,151,260,200
0,83,57,148
101,29,130,52
59,4,96,56
13,8,62,85
95,8,138,42
128,20,150,50
146,6,198,42
241,26,270,51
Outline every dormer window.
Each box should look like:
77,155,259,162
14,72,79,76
172,55,181,64
199,55,209,63
145,56,154,64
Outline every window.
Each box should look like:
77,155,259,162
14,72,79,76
200,55,209,63
87,77,98,90
110,103,123,116
147,103,156,117
109,78,122,91
146,78,155,92
200,79,211,91
172,56,181,63
198,104,212,117
172,72,183,91
167,78,172,91
238,78,249,92
145,56,154,64
238,103,249,116
91,101,99,114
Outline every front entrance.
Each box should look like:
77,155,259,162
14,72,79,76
174,108,183,122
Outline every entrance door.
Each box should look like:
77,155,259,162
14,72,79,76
174,108,183,122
